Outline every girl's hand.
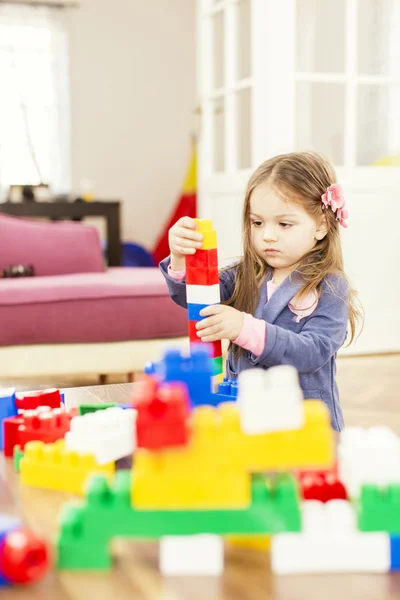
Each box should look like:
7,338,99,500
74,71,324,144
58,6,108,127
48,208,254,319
196,305,244,342
168,217,204,260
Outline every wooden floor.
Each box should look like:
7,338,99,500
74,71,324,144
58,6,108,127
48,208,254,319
2,353,400,431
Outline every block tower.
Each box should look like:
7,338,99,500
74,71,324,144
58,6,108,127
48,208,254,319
185,219,223,385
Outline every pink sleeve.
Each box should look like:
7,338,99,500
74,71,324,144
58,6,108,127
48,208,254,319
168,263,186,281
233,312,266,357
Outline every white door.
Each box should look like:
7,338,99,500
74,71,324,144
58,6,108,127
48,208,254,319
197,0,400,355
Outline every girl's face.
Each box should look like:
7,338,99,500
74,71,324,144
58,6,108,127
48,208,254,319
249,182,327,278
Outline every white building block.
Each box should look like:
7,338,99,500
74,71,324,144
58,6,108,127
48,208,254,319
338,426,400,498
271,500,390,574
186,283,221,306
159,535,224,576
65,407,136,465
237,365,304,434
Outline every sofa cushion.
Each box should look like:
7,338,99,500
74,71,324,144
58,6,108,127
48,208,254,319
0,213,105,276
0,268,188,346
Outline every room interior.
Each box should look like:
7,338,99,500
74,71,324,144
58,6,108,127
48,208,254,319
0,0,399,596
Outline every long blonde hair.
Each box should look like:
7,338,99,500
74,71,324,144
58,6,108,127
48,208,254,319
225,152,363,354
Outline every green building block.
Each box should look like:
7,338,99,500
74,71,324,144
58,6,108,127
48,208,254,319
78,403,116,416
57,471,301,570
211,356,223,375
357,484,400,533
13,445,24,472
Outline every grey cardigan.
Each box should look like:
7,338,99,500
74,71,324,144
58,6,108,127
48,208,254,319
160,256,348,431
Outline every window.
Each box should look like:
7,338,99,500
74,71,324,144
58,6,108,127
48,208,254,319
0,4,71,198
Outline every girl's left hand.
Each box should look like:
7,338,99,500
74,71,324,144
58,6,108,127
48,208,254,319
196,305,244,342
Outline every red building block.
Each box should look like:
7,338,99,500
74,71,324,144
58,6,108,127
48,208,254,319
134,377,190,450
187,324,222,358
3,416,24,458
186,248,219,285
17,407,73,451
299,468,347,503
15,389,62,411
0,529,50,585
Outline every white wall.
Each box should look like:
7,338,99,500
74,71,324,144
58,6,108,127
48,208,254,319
67,0,196,250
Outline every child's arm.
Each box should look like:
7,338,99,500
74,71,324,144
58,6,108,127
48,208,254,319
159,256,236,309
245,278,349,373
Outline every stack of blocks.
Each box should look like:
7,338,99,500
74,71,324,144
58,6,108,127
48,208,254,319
185,218,223,386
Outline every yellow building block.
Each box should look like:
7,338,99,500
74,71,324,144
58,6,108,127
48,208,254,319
132,400,334,509
194,218,217,250
20,440,114,495
226,535,271,551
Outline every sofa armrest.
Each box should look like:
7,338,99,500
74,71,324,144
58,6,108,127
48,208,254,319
0,214,105,276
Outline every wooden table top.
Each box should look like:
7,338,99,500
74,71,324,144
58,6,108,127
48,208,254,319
2,381,400,600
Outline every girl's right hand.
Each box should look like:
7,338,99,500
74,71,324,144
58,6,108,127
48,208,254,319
168,217,204,261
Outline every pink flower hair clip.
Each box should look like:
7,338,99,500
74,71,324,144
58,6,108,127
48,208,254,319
321,183,348,228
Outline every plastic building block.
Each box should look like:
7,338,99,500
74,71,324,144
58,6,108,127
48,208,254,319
215,379,239,401
390,535,400,570
0,388,17,450
237,366,305,434
13,446,24,472
133,378,189,451
65,406,136,464
78,403,117,416
132,401,332,509
226,534,271,551
159,535,224,576
211,356,223,375
188,302,218,321
338,426,400,498
186,249,219,285
56,471,301,570
3,416,23,458
299,469,347,502
146,346,216,408
0,528,50,585
356,484,400,533
20,440,115,495
186,283,221,305
15,388,62,411
17,407,73,451
193,218,217,250
271,500,390,574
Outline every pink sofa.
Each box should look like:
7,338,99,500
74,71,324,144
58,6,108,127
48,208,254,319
0,214,188,380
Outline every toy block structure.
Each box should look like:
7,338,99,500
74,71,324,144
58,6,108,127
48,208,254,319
237,365,305,434
20,440,114,495
56,470,301,570
271,500,390,574
3,406,76,458
15,388,62,411
356,484,400,533
185,219,223,384
159,535,223,576
132,400,334,510
0,515,50,587
0,388,17,450
133,378,189,450
65,406,136,465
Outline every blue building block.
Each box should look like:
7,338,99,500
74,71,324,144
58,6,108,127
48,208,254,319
390,535,400,570
211,378,239,404
0,515,21,586
0,388,17,450
187,303,209,322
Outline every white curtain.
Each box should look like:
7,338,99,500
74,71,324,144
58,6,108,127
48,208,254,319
0,4,71,198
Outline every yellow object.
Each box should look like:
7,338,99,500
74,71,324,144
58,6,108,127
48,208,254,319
372,154,400,166
194,218,218,250
132,400,334,509
182,141,197,194
227,535,271,551
213,372,224,385
20,440,114,495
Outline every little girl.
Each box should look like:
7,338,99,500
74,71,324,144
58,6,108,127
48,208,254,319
160,152,363,431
